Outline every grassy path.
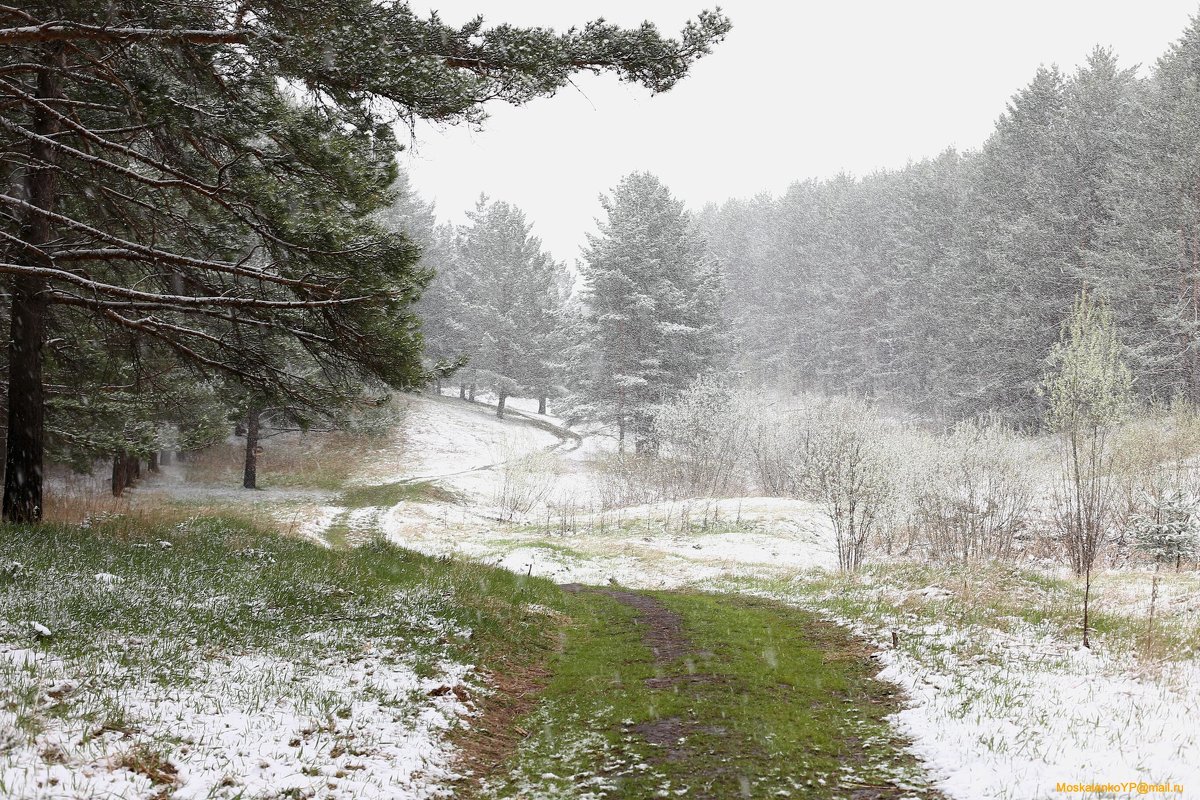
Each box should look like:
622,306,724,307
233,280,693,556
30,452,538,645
466,586,941,800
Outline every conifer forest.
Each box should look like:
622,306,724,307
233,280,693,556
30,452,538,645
3,3,1200,799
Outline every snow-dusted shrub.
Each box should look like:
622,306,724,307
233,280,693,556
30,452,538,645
1128,489,1200,568
908,422,1034,563
649,378,751,499
745,401,806,497
493,438,556,521
1110,407,1200,532
792,396,898,572
591,453,663,510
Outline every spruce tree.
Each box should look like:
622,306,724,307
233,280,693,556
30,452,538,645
577,172,724,451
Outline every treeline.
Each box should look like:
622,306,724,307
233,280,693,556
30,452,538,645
417,18,1200,435
704,20,1200,425
0,2,728,519
413,172,725,450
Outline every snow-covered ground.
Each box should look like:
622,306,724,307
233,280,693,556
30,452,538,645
0,646,472,800
36,392,1200,800
367,395,1200,800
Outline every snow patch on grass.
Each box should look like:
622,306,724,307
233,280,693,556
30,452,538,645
0,646,472,800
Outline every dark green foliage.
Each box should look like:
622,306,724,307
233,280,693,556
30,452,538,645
0,2,729,518
575,172,726,449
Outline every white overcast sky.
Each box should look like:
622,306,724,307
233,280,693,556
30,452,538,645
403,1,1200,263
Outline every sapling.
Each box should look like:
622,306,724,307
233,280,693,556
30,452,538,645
1042,290,1133,648
1128,490,1200,643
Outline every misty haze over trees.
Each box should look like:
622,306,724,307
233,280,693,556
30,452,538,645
7,3,1200,799
415,21,1200,433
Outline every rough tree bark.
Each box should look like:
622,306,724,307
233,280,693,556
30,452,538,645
496,392,507,418
3,43,64,523
111,453,126,497
243,408,260,489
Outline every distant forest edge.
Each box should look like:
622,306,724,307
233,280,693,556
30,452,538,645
408,15,1200,428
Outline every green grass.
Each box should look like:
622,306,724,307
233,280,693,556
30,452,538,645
0,515,565,779
337,479,461,509
479,590,936,799
1,514,560,670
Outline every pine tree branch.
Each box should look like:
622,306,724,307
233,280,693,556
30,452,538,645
0,261,375,309
0,23,248,46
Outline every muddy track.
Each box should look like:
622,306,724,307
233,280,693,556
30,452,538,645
559,585,941,800
567,585,692,663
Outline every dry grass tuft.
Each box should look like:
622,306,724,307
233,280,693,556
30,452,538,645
180,430,385,491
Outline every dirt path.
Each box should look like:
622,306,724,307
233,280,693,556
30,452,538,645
564,583,691,662
540,585,941,800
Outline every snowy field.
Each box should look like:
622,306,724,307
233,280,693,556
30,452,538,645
0,647,471,799
366,395,1200,800
10,393,1197,800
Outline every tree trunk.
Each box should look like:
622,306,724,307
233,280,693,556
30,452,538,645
131,457,141,481
160,450,173,466
124,454,137,488
459,384,466,399
497,393,507,418
1082,563,1092,648
538,396,547,415
111,454,126,497
3,44,64,523
243,408,261,490
468,384,476,402
148,452,159,472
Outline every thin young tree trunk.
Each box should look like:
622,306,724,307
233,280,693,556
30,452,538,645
539,396,547,415
459,384,466,399
496,393,507,418
243,408,261,489
3,43,63,523
1082,562,1092,648
468,384,476,402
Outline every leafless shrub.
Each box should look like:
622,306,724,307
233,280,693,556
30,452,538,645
650,379,752,499
906,422,1034,563
790,396,899,572
591,452,664,510
492,438,557,521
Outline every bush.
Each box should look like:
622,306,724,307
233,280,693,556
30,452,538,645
907,422,1034,563
791,396,898,572
650,379,751,499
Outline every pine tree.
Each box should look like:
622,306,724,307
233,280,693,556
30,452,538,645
577,172,724,451
0,2,731,521
456,198,565,417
